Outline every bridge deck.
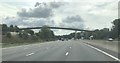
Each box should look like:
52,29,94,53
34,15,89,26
19,27,93,32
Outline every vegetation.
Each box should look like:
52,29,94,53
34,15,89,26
2,25,55,47
1,18,119,47
56,19,120,40
6,32,12,38
38,25,55,41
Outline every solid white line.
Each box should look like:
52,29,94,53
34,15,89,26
26,53,35,56
65,52,69,56
85,44,120,62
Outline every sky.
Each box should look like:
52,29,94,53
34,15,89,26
0,0,118,35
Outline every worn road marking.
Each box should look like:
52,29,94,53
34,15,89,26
24,48,28,50
86,44,120,62
46,48,49,49
3,44,31,50
26,53,34,56
65,52,69,56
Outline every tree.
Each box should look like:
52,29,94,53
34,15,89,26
2,24,8,35
110,19,120,39
9,25,14,32
69,33,75,39
84,32,92,39
18,32,22,38
6,32,12,38
40,25,55,41
25,29,34,36
22,31,29,39
92,28,110,39
18,30,29,39
49,30,55,40
31,35,38,40
14,25,20,32
35,33,39,36
76,33,81,39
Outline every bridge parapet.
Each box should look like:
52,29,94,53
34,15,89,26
19,27,93,32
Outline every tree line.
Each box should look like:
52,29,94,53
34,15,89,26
56,19,120,40
1,24,55,43
1,18,119,43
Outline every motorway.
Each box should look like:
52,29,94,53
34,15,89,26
2,40,119,61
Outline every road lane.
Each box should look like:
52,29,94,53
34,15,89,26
2,41,68,61
2,40,117,61
65,42,115,61
2,41,59,56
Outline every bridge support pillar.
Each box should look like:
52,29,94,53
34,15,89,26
74,30,77,40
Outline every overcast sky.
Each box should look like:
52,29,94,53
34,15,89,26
0,0,118,35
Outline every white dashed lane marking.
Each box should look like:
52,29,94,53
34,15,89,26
65,52,69,56
26,53,35,56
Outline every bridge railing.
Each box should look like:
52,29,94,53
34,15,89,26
19,27,93,32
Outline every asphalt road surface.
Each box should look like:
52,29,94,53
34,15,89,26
2,40,119,61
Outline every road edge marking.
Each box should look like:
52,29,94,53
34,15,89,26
85,44,120,62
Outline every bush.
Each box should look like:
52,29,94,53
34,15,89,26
6,32,12,38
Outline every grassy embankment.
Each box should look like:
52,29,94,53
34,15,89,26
0,44,1,48
83,40,119,53
2,35,44,48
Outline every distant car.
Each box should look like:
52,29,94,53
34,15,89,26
61,39,64,41
108,38,113,41
61,38,64,41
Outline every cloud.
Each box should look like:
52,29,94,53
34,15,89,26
95,2,113,8
17,2,65,18
2,2,66,27
60,15,85,29
17,6,53,18
63,15,84,23
50,2,65,8
2,16,55,27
